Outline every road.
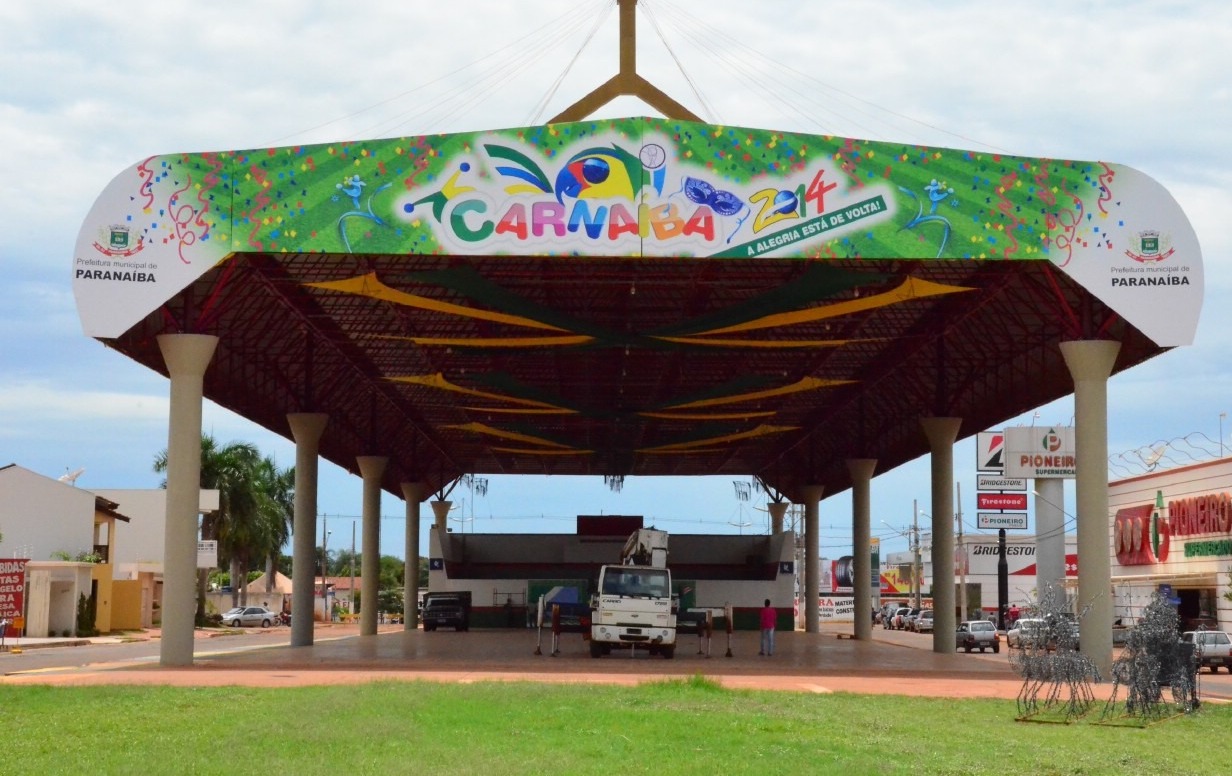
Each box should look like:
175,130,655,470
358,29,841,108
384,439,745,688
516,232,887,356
1,628,295,677
879,625,1232,702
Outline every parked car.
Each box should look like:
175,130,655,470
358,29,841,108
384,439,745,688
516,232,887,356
885,607,909,630
897,607,920,631
1182,630,1232,673
882,606,911,630
220,606,280,628
955,620,1000,653
1007,616,1079,650
1006,618,1045,649
422,593,470,631
913,609,934,633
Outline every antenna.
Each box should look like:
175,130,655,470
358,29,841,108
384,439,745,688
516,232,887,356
1142,446,1166,469
58,467,85,486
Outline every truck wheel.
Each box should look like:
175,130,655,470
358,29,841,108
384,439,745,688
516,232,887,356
993,643,1000,654
661,645,675,659
590,640,603,659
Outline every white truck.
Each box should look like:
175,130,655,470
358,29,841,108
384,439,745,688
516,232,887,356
589,528,676,659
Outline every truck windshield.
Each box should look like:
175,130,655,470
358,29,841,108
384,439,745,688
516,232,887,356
602,568,669,598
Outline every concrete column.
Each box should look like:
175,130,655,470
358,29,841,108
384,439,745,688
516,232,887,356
430,500,451,532
921,416,961,654
401,481,425,630
1035,477,1067,604
1061,339,1120,678
287,413,327,647
156,333,218,667
357,456,387,636
847,459,877,641
799,485,824,634
767,502,788,534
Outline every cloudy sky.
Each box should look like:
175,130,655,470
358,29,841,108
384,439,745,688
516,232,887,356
3,1,1230,559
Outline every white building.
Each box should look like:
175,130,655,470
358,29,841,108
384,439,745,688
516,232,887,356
882,532,1078,617
1109,457,1232,630
0,464,126,636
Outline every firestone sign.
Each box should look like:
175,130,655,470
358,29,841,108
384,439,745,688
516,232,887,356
976,492,1028,510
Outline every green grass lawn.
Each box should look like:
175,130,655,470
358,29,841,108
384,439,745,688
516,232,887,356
5,677,1224,775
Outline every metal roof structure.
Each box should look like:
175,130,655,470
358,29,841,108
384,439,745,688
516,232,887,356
96,249,1165,501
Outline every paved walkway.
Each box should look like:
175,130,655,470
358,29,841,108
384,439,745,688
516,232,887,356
1,622,1115,700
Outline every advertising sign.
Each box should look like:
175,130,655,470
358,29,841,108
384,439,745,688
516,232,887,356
0,559,29,637
966,543,1078,577
819,596,855,622
197,540,218,569
976,431,1006,472
1005,427,1076,478
976,492,1028,510
976,474,1027,491
75,120,1203,348
977,512,1029,530
828,556,856,593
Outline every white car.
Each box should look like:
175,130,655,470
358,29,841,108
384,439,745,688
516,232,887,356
220,606,280,628
956,620,1000,653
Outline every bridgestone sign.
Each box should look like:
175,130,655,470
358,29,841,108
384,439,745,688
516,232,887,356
976,475,1027,491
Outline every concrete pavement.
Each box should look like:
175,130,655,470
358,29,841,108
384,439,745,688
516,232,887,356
1,621,1066,699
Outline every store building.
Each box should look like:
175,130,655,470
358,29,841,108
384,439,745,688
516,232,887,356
1109,458,1232,630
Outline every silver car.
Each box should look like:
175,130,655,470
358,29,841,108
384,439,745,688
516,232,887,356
955,620,1000,653
220,606,280,628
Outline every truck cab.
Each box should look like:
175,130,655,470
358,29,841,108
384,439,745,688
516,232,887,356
590,564,675,658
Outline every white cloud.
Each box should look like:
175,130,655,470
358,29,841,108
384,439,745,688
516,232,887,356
3,0,1231,550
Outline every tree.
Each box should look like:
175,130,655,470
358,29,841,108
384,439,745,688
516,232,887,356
249,456,294,600
379,554,404,590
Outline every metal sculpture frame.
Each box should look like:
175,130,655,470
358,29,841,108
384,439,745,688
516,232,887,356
1011,587,1101,722
1100,594,1199,723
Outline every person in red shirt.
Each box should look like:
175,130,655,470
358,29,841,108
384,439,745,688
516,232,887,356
759,599,776,656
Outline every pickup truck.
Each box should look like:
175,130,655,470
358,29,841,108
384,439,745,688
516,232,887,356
422,592,470,632
1182,630,1232,673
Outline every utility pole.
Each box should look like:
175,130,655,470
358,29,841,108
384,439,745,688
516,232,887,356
997,528,1008,630
350,520,356,615
322,516,330,621
912,499,922,610
956,482,967,623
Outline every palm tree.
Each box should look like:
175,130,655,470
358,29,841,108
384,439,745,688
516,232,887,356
154,434,261,624
246,456,294,604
